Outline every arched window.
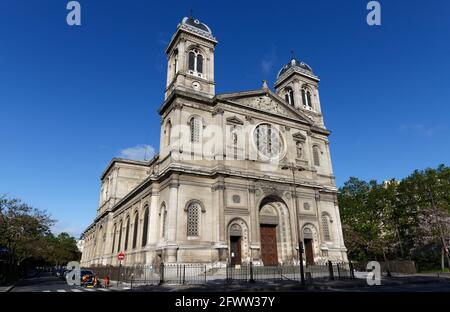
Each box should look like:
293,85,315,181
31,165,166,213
124,217,130,251
312,146,320,167
187,202,200,237
173,54,178,77
285,88,295,106
188,49,204,77
321,214,331,241
302,87,313,110
188,51,195,71
190,116,201,143
307,91,312,109
111,224,117,253
165,120,172,146
142,206,149,247
160,204,167,238
197,54,203,73
132,213,139,249
117,221,123,252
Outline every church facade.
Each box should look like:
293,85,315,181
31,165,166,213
80,17,347,267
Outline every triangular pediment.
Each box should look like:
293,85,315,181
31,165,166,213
292,132,307,141
226,115,244,125
217,89,313,125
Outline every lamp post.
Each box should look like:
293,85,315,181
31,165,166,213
281,163,305,286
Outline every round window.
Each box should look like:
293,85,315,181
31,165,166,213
253,123,284,159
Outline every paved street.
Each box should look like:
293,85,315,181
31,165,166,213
9,272,116,292
5,271,450,292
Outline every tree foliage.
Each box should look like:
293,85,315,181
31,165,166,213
339,165,450,270
0,195,80,268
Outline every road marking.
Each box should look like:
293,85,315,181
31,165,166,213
85,288,95,291
42,290,51,292
71,289,83,292
97,288,109,291
56,289,67,292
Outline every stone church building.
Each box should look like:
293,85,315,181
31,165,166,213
80,17,347,267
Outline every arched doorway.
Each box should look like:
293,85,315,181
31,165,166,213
258,196,293,266
229,224,242,266
303,228,314,265
259,204,279,265
228,218,249,266
302,224,319,265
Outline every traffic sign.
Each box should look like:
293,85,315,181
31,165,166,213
118,252,125,261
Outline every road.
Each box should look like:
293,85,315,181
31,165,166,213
330,282,450,292
10,272,115,292
8,272,450,292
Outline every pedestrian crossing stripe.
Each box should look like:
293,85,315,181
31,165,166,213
41,288,112,292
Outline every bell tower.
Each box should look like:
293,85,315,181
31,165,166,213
165,17,217,99
274,57,325,126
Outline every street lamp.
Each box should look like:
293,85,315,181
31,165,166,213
281,163,306,286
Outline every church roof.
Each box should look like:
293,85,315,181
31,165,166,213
277,58,314,79
181,17,212,34
177,16,216,41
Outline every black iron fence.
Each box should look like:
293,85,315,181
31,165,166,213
88,261,355,287
226,261,354,284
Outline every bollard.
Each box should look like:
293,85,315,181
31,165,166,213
249,261,255,283
328,260,335,281
130,273,134,290
349,261,355,279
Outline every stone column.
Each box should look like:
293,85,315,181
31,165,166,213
249,186,261,262
148,187,159,246
289,192,300,261
178,39,186,87
209,47,215,95
325,141,334,177
214,179,227,262
333,195,346,250
314,86,322,114
166,175,179,262
292,79,302,109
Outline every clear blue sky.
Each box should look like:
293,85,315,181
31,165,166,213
1,1,449,238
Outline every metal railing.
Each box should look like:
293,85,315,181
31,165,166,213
88,261,355,287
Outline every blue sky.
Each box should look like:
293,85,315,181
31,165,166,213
1,0,449,238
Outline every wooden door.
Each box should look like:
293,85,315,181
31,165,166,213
230,236,242,266
260,225,278,266
304,239,314,265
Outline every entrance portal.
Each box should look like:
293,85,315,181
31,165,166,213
303,227,315,265
304,239,314,265
230,236,242,266
260,224,278,265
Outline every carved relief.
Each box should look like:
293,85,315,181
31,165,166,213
232,94,295,117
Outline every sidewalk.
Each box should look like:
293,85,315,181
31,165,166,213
0,285,14,292
129,274,450,292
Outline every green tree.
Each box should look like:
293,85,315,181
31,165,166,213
0,195,54,265
339,165,450,271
